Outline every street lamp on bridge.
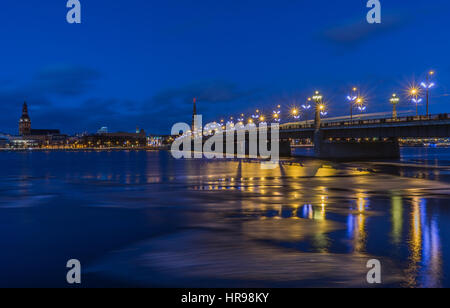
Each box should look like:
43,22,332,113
421,70,435,117
347,87,358,120
301,97,312,124
312,91,324,127
291,107,300,120
319,104,328,117
390,93,400,120
272,105,281,123
237,113,245,124
409,87,422,116
259,115,266,124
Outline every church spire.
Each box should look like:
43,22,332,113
22,101,29,117
192,97,197,132
19,101,31,136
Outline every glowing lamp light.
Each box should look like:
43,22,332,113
390,94,400,104
313,91,323,101
421,82,435,89
302,104,311,110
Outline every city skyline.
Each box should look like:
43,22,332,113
1,1,450,135
2,1,450,291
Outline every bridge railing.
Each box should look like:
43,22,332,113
281,113,450,130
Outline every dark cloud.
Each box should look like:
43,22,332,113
33,65,101,97
0,61,262,134
0,80,261,135
151,81,259,108
318,14,410,48
0,65,100,112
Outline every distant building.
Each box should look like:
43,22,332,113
97,127,109,134
18,102,62,137
9,138,39,149
19,102,31,135
17,102,67,147
148,135,174,147
30,129,61,136
81,130,147,148
0,137,8,148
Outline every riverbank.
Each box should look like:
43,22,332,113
0,146,170,152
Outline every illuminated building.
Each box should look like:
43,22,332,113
147,135,173,147
18,102,31,135
97,127,109,134
81,130,147,148
17,102,66,147
18,102,62,136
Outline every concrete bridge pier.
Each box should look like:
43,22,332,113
236,136,292,157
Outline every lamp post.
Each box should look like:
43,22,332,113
351,96,366,120
291,107,300,120
272,105,281,123
390,93,400,120
301,97,312,124
312,91,323,128
347,87,358,120
251,109,260,120
237,113,245,125
409,87,422,117
421,71,435,117
319,104,328,117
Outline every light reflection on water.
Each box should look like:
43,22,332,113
0,148,449,287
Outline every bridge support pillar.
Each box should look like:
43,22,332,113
237,138,291,157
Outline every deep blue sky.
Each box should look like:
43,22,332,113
1,0,450,135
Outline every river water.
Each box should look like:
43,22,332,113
0,147,449,287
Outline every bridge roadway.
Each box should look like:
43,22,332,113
279,113,450,140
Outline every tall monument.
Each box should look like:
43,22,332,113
192,97,197,132
19,102,31,135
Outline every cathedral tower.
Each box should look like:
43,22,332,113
19,102,31,135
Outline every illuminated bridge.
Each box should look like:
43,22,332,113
187,112,450,159
280,114,450,139
279,113,450,159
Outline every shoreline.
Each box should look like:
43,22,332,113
1,145,448,152
0,147,170,152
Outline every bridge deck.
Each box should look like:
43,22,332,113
280,114,450,139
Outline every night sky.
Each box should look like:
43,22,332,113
1,0,450,135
